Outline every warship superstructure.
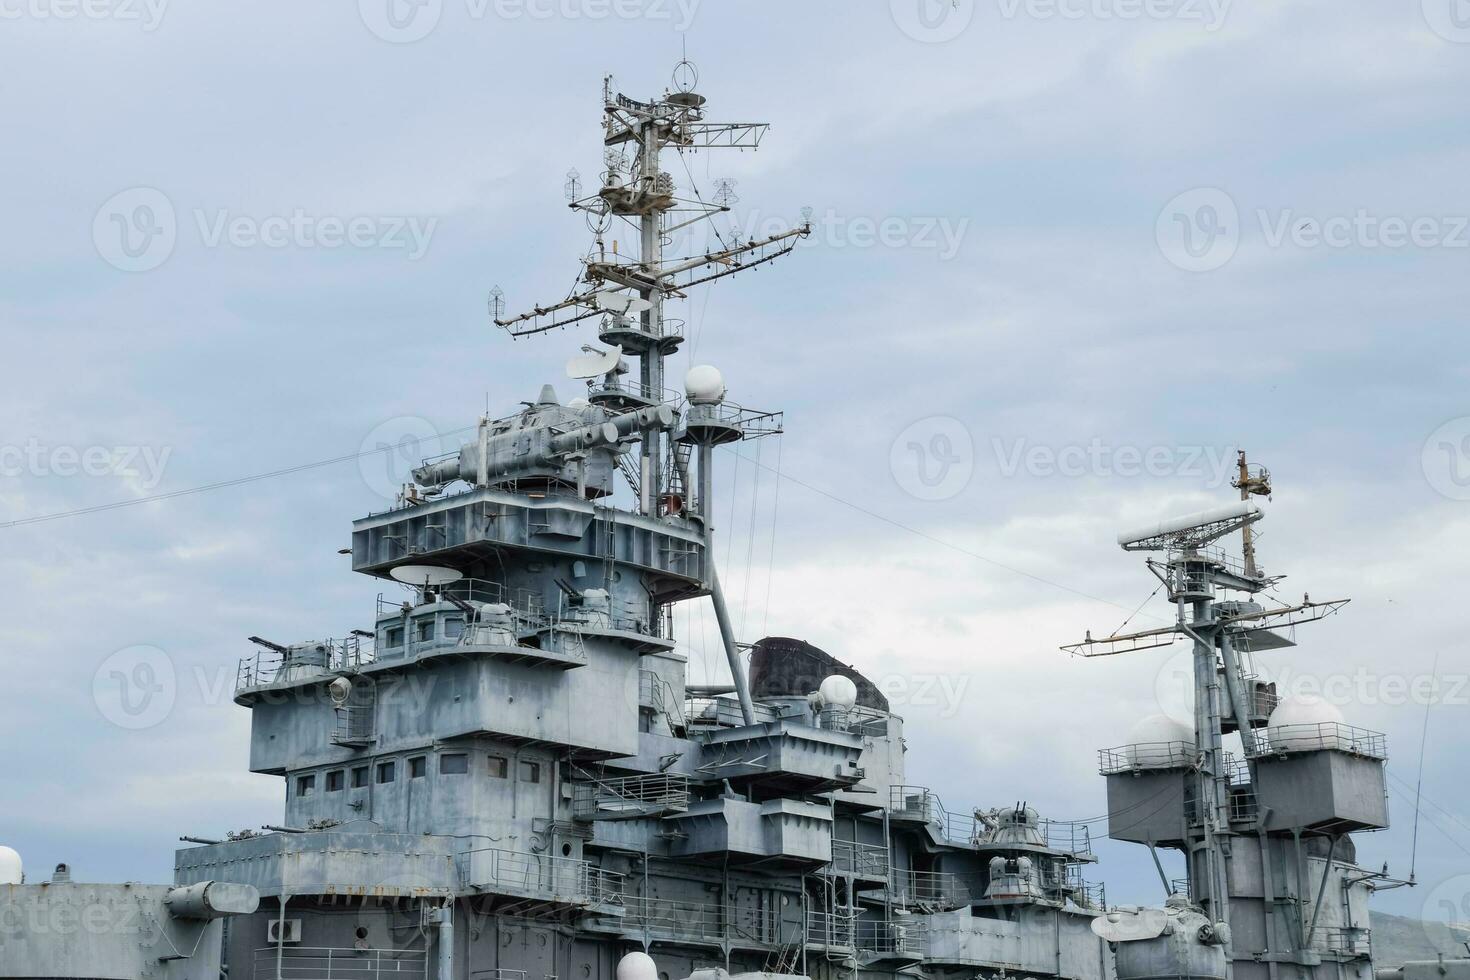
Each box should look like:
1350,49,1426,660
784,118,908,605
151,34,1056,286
2,64,1463,980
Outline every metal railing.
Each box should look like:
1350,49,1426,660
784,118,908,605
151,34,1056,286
236,635,377,694
585,378,679,405
1313,928,1372,956
251,946,426,979
856,916,928,957
818,705,891,735
889,869,970,910
830,839,889,879
887,786,975,845
685,696,780,729
638,669,687,732
573,773,690,819
1098,741,1197,774
455,847,623,905
613,896,791,947
1040,819,1093,854
1248,723,1387,760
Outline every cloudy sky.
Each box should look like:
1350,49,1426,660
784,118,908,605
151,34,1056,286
2,0,1468,925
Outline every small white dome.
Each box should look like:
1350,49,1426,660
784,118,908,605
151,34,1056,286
1128,713,1195,747
616,951,658,980
567,397,591,410
684,365,726,404
1267,694,1344,729
819,674,859,709
1124,714,1196,768
0,846,22,885
1266,695,1346,753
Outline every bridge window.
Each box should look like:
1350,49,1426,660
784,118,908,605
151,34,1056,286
445,617,464,638
377,761,396,784
519,761,541,784
326,770,345,792
351,766,370,789
296,774,315,797
385,626,404,647
488,755,508,778
409,756,427,779
440,753,468,775
416,619,435,642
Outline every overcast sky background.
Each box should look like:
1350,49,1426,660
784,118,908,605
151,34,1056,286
2,0,1469,926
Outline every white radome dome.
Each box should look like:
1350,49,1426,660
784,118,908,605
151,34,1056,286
1124,714,1195,768
616,951,658,980
684,365,725,404
0,846,22,885
818,674,859,710
1267,695,1345,753
567,397,591,410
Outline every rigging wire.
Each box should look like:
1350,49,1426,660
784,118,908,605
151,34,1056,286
0,424,481,530
1408,652,1438,880
761,433,784,638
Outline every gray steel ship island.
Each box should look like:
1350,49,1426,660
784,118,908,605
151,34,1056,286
1,63,1462,980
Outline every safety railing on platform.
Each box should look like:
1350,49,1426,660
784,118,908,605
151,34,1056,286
1313,927,1372,956
685,696,780,729
1097,741,1198,774
573,773,690,820
251,946,427,979
817,705,891,735
887,786,974,845
455,847,622,905
1248,723,1387,760
888,869,970,910
236,634,377,694
830,839,889,879
1040,819,1093,854
612,896,791,948
855,916,928,958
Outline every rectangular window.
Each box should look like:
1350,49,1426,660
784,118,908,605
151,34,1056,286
444,617,464,638
376,761,396,784
440,753,468,775
487,756,508,778
296,774,315,797
518,761,541,784
409,756,427,779
385,626,404,647
326,770,345,792
416,619,435,642
352,766,370,788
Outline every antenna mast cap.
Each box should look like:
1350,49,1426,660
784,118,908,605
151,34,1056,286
684,365,726,404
